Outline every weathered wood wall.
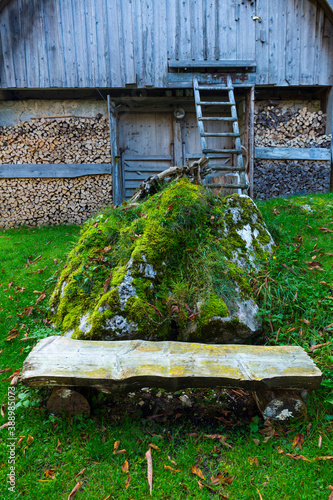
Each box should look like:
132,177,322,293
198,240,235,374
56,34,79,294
0,0,332,89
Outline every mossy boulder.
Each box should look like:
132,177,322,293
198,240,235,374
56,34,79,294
50,178,274,343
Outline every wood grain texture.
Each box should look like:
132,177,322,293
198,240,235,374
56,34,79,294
1,0,332,88
21,336,322,393
255,147,331,160
0,164,112,178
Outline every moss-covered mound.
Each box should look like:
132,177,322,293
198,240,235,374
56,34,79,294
50,179,274,343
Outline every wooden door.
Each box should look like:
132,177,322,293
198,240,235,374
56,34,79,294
118,112,174,199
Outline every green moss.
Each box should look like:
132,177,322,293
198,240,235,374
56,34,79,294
50,178,271,341
198,294,229,325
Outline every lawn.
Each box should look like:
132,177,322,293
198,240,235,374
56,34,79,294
0,193,333,500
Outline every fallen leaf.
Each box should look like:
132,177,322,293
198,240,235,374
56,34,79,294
6,329,19,341
318,434,322,448
149,443,160,450
75,468,86,477
36,292,46,305
179,482,189,491
145,448,153,495
125,474,131,490
103,494,113,500
122,460,129,473
313,456,333,462
292,433,304,450
191,466,205,480
17,436,25,446
277,446,284,454
113,440,126,454
309,342,331,352
57,438,62,453
27,435,34,446
68,481,82,500
0,422,11,430
44,469,56,479
248,457,259,466
256,487,263,500
1,403,7,417
0,368,13,373
285,453,310,462
164,465,180,473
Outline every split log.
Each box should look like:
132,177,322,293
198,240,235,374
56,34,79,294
21,336,322,395
253,389,307,421
46,387,90,416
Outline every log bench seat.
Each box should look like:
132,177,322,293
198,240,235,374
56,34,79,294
21,336,322,420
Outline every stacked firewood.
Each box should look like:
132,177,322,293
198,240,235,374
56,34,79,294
0,115,111,164
0,175,113,228
255,106,331,148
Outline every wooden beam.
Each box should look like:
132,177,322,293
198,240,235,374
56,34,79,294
248,86,255,198
168,60,256,70
0,164,111,179
107,95,122,205
255,147,331,161
168,73,256,87
21,336,322,393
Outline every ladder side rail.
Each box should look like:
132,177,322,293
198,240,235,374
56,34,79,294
193,76,208,153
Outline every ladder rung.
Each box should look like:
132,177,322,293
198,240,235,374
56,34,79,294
197,85,234,90
211,166,246,172
198,101,232,106
206,183,248,189
202,132,240,137
199,117,236,121
203,148,242,154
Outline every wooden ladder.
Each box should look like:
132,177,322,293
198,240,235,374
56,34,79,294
193,74,249,194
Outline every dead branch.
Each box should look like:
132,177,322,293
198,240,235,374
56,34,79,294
130,156,211,202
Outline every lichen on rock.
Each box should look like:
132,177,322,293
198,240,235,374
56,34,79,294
49,178,274,343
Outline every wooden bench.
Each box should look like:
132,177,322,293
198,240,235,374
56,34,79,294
21,336,322,421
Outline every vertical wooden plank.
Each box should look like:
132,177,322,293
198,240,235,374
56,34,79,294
84,0,98,86
108,96,121,204
299,0,316,85
107,0,122,87
141,0,154,86
172,116,183,166
180,0,192,61
274,0,287,85
120,0,136,85
314,5,324,85
267,2,278,84
0,3,18,87
70,0,88,86
238,1,256,61
13,0,27,87
37,0,50,87
101,0,111,87
285,0,301,85
256,0,269,84
248,86,255,198
205,0,215,61
153,0,167,87
42,0,66,87
192,0,204,60
175,0,181,60
20,0,39,88
202,0,207,60
166,0,176,61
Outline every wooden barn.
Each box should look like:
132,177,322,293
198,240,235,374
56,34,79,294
0,0,332,226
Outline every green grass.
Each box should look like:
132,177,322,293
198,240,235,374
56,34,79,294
1,193,333,500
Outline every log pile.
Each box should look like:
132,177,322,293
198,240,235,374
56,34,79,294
254,160,330,200
0,115,111,164
254,103,331,200
0,175,113,228
255,105,331,148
